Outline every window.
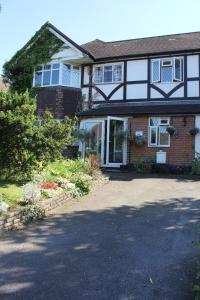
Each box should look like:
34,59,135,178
94,64,122,83
34,64,60,87
34,63,80,88
152,57,183,83
149,117,170,147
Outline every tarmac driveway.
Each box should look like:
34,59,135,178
0,173,200,300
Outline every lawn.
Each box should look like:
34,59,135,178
0,181,23,207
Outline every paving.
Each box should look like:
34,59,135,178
0,173,200,300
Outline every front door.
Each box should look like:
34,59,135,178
106,117,127,167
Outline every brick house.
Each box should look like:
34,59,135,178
8,23,200,167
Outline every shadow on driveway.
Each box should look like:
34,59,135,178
0,182,200,299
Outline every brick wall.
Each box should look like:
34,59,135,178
128,116,195,165
37,86,82,118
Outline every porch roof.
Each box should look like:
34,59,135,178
78,100,200,117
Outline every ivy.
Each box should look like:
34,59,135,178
3,22,64,94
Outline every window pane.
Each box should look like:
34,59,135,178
150,127,157,145
160,118,169,125
159,127,169,146
35,72,42,86
52,63,60,69
51,70,59,85
150,117,159,126
94,67,103,83
44,64,51,70
152,60,160,82
84,122,102,162
62,64,71,85
109,120,123,163
161,67,173,82
71,68,80,88
104,66,112,82
174,58,182,81
113,65,122,81
162,59,172,66
43,70,51,86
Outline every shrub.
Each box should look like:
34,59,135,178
87,155,100,176
41,187,63,199
70,172,92,195
192,154,200,175
153,163,191,175
133,160,154,174
22,182,41,205
0,90,76,180
23,204,45,224
40,181,58,190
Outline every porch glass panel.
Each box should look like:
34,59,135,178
109,119,123,163
84,122,102,162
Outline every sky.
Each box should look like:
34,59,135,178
1,0,200,74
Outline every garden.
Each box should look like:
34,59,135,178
0,90,103,227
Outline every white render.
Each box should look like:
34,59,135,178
127,84,147,99
150,88,164,98
187,55,199,78
127,60,148,81
187,81,199,97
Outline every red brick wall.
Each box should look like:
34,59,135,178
128,116,195,165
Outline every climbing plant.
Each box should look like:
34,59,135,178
3,22,64,94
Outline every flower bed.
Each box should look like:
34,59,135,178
0,157,107,231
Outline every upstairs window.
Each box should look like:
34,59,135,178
94,64,122,83
34,64,60,87
33,63,80,88
151,57,183,83
149,117,170,147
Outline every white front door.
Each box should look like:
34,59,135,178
106,116,127,167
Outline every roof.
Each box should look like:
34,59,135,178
78,100,200,117
81,31,200,60
47,22,94,60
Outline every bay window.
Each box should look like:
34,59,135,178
33,63,80,88
94,64,122,83
151,57,183,83
149,117,170,147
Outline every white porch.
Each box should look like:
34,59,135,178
80,116,128,167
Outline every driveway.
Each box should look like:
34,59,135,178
0,173,200,300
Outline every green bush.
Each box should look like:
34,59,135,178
70,172,92,195
43,159,90,181
192,154,200,175
23,204,45,224
0,90,76,180
133,160,154,174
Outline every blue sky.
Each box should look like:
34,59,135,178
1,0,200,74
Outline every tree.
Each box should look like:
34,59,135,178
3,23,63,94
0,90,76,180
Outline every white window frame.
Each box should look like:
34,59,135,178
148,117,170,147
93,63,123,84
152,59,161,83
151,57,183,83
173,57,183,82
33,62,80,88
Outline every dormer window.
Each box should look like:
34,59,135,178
152,57,183,83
